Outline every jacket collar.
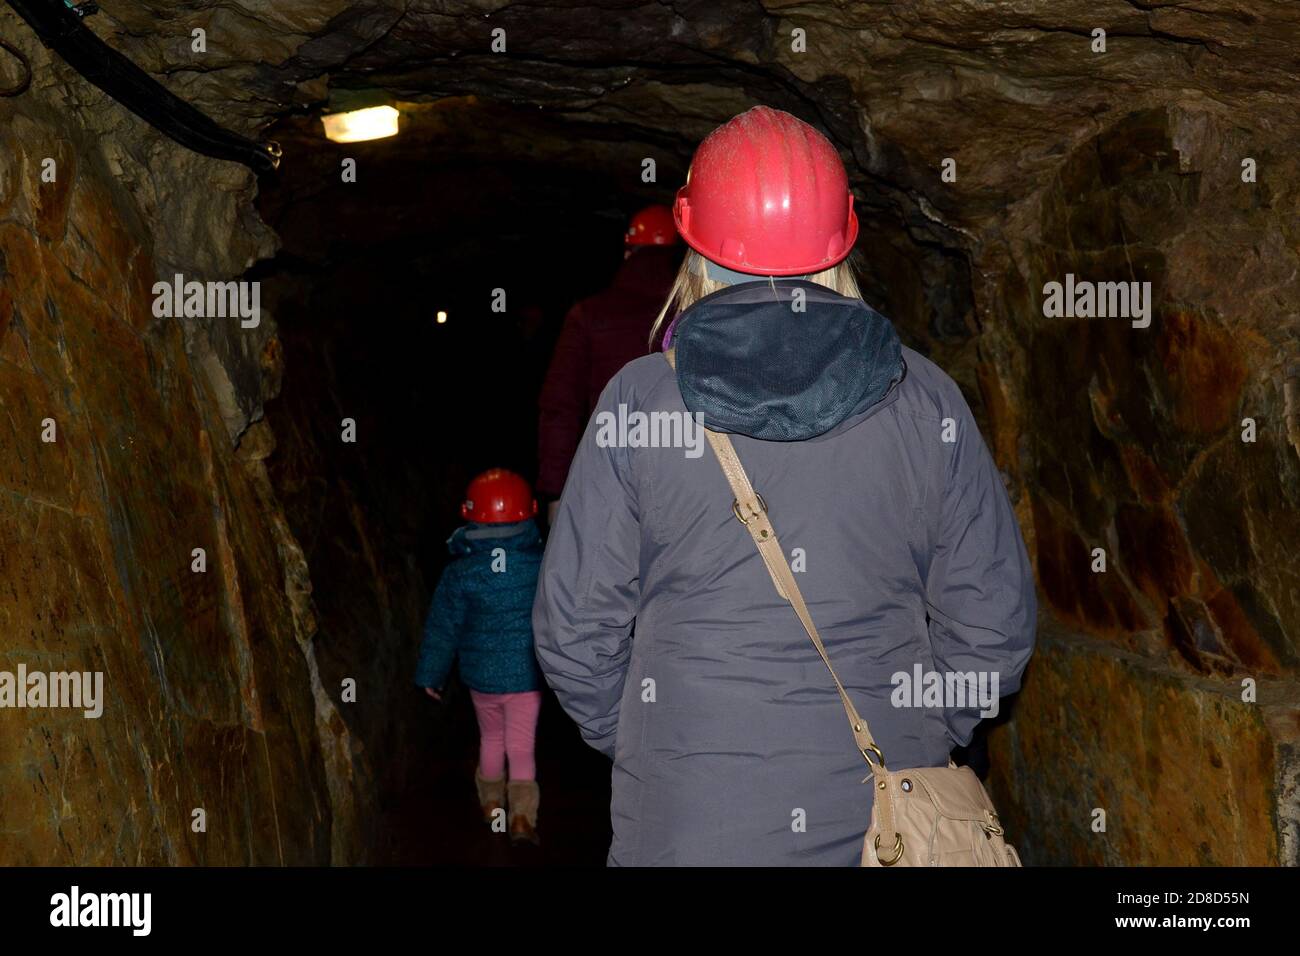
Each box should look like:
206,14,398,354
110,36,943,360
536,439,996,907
449,519,541,555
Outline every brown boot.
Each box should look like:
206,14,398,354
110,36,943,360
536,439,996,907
507,779,540,845
475,767,506,830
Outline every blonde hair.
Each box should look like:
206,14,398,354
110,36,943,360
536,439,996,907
649,250,864,349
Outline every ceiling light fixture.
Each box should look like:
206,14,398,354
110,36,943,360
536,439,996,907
321,105,400,143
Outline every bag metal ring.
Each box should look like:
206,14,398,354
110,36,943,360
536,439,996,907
874,833,904,866
731,493,768,525
861,743,885,769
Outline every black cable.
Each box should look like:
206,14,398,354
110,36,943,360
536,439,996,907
0,36,31,96
3,0,280,172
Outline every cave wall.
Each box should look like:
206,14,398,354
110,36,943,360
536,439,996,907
978,104,1300,865
0,20,364,863
255,267,438,820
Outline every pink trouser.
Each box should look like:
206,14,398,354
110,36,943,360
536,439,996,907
469,689,542,781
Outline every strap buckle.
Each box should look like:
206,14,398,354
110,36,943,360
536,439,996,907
732,493,768,525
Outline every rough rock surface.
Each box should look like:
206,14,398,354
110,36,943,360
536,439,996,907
0,12,371,863
1,1,1297,863
0,102,354,863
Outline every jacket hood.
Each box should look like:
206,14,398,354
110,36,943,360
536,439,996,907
672,280,904,440
449,519,542,556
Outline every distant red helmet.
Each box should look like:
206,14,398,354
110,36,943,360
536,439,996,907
625,204,679,246
673,106,858,276
461,469,537,524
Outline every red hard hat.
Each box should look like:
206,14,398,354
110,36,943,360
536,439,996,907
625,204,679,246
461,469,537,524
673,106,858,276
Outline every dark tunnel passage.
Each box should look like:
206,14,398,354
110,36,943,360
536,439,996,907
249,95,971,863
250,99,693,863
2,0,1298,872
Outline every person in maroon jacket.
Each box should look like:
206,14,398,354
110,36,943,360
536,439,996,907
537,205,682,521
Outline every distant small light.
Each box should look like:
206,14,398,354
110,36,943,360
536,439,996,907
321,106,400,143
436,311,448,324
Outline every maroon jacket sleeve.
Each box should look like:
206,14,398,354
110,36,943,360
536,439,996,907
537,303,591,499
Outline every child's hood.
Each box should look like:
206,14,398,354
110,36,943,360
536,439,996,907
448,518,542,556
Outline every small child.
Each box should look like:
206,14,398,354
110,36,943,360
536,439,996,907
416,468,545,844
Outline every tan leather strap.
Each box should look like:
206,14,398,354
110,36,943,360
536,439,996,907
665,349,885,772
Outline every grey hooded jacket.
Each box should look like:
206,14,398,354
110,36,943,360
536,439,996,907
533,280,1036,866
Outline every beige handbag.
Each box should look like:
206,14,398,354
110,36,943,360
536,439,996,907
666,350,1021,867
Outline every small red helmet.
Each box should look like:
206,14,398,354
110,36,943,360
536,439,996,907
461,469,537,524
625,204,679,246
673,106,858,276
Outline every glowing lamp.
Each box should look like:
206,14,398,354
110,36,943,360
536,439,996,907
321,106,400,143
436,311,448,324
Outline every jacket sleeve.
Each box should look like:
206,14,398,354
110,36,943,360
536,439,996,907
536,303,592,500
415,568,465,690
924,395,1037,748
532,379,640,758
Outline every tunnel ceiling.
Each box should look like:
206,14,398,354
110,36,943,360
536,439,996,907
79,0,1300,245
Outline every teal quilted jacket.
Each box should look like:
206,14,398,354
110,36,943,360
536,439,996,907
414,519,544,694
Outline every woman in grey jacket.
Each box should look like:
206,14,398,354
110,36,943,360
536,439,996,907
532,106,1036,866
